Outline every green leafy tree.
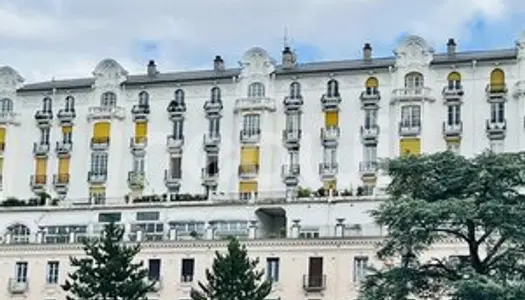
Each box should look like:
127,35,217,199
62,222,157,300
191,237,272,300
359,151,525,300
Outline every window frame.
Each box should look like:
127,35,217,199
46,261,60,284
101,92,117,107
247,82,265,98
242,114,260,136
90,152,108,175
289,82,301,99
327,79,339,97
400,105,421,128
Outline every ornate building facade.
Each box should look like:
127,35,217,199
0,32,523,299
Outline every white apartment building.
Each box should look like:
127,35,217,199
0,32,522,299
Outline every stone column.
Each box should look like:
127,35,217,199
36,230,44,244
69,231,76,243
335,218,345,238
248,220,257,239
291,219,301,238
169,228,177,241
206,221,216,240
136,230,143,242
5,232,11,244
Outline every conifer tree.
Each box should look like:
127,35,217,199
191,237,272,300
62,221,156,300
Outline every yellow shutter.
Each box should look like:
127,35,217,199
239,181,258,193
365,77,378,88
89,185,105,193
490,69,505,91
135,122,148,143
36,158,47,175
62,125,73,134
240,146,260,165
447,72,461,81
0,127,6,143
399,138,421,157
58,157,70,174
93,122,111,139
325,111,338,127
323,180,337,190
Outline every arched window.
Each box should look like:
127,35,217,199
138,91,149,106
43,97,52,112
101,92,117,107
0,98,13,113
490,68,505,92
248,82,265,98
211,87,221,103
365,77,379,94
327,79,339,97
174,89,185,104
289,82,301,99
65,96,75,111
7,223,30,244
405,72,424,92
447,72,461,90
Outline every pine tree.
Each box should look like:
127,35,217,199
62,221,157,300
190,237,272,300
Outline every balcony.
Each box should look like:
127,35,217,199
8,279,28,294
167,101,186,121
164,169,181,190
486,84,507,101
320,94,341,111
130,137,147,154
131,104,150,121
486,120,506,140
359,161,378,179
87,171,107,184
240,129,261,144
283,95,304,112
282,129,301,148
281,164,300,186
234,97,276,113
442,121,463,138
34,110,53,126
33,142,50,157
303,275,326,292
128,171,145,190
204,100,223,115
201,167,219,186
398,122,421,137
442,85,464,102
319,163,338,179
30,175,47,192
87,105,125,121
238,164,259,179
0,111,19,125
53,174,70,194
320,127,340,147
360,90,380,107
360,125,379,143
91,137,110,150
57,108,76,124
203,133,221,151
166,135,184,152
55,140,72,156
391,87,435,104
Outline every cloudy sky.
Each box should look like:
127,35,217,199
1,0,525,83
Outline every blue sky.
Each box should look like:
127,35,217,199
0,0,525,82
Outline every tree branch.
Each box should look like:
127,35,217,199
481,236,507,266
420,257,461,281
434,228,470,242
476,228,494,246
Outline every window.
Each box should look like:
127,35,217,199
65,96,75,111
101,92,117,107
131,222,164,241
326,79,339,97
285,114,300,132
216,221,248,235
206,155,219,175
15,262,28,283
0,98,13,112
132,156,145,173
90,152,108,175
90,189,106,205
8,224,30,244
266,258,280,282
40,127,50,145
44,225,87,244
400,105,421,128
137,211,160,221
211,87,221,103
490,68,505,91
323,148,337,166
289,82,301,99
170,222,205,235
490,103,505,123
98,212,121,223
447,72,461,90
404,72,424,90
242,114,260,136
173,120,184,139
43,97,52,112
174,89,185,105
181,258,195,282
363,145,377,162
169,156,182,179
307,257,324,288
365,77,379,94
248,82,265,97
148,259,161,281
353,256,369,282
138,91,149,106
299,229,320,239
364,110,377,129
209,118,220,137
447,105,461,125
289,151,299,166
46,261,59,284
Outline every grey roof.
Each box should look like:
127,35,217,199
17,48,518,92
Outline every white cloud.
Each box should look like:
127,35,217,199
0,0,523,82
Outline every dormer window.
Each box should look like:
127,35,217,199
327,79,339,97
405,72,424,91
101,92,117,107
43,97,52,112
289,82,301,99
65,96,75,111
447,72,461,90
138,91,149,106
174,89,185,105
0,98,13,113
365,77,379,95
248,82,265,98
211,87,221,103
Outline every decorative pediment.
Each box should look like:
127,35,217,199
0,66,24,89
92,58,128,83
239,47,276,77
394,35,434,67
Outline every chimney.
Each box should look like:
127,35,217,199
147,60,157,77
214,55,225,71
363,43,372,60
447,38,456,55
282,46,296,69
